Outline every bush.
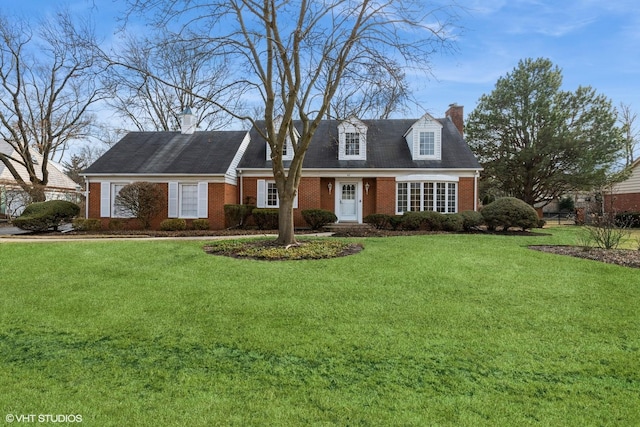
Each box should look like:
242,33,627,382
481,197,539,231
13,200,80,232
192,219,210,230
108,219,125,230
252,208,279,230
401,211,444,231
442,213,464,232
224,204,255,228
459,210,484,231
114,182,165,229
364,213,391,230
302,209,337,230
389,215,404,230
72,218,102,231
160,218,187,231
616,212,640,228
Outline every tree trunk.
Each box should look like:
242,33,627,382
275,195,297,246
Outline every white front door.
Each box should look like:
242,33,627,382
338,182,358,221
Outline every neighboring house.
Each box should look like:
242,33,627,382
0,141,80,218
606,159,640,212
83,105,482,229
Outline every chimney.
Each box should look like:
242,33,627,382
180,107,196,135
445,103,464,137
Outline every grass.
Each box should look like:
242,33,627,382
0,227,638,426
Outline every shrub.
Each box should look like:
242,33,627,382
459,210,484,231
224,204,255,228
114,182,165,229
302,209,337,230
13,200,80,232
389,215,404,230
442,213,464,232
481,197,539,231
192,219,210,230
108,219,125,230
72,218,102,231
616,212,640,228
364,213,391,230
401,211,444,231
252,208,279,230
160,218,187,231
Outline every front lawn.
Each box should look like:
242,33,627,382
0,228,638,426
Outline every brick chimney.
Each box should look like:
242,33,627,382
445,104,464,137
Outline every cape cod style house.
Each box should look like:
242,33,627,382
83,105,482,229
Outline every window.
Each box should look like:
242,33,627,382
345,132,360,156
257,179,298,209
396,181,457,214
112,183,132,218
168,182,208,218
419,132,435,156
266,182,278,207
180,184,198,217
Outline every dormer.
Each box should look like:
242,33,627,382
338,117,367,161
404,113,442,160
266,115,296,161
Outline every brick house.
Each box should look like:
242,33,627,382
83,105,482,229
606,159,640,213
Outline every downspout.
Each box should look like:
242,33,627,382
83,176,89,219
237,169,243,205
474,171,479,211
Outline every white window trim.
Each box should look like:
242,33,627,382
256,179,298,209
338,118,367,161
168,181,208,218
396,181,457,214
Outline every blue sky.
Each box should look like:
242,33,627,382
4,0,640,122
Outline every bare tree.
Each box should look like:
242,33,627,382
0,10,107,201
104,33,244,131
619,103,639,167
124,0,458,245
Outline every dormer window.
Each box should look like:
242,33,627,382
266,116,296,161
405,113,442,160
338,118,367,160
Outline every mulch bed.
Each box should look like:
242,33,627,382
530,245,640,269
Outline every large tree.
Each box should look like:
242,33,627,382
618,103,638,167
124,0,458,245
466,58,625,207
0,11,106,201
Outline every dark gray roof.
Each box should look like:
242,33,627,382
238,118,481,170
84,131,247,175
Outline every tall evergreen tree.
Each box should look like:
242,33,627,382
466,58,624,207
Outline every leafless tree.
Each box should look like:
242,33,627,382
124,0,459,245
0,10,107,201
104,33,244,131
618,103,639,167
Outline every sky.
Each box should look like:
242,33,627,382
3,0,640,123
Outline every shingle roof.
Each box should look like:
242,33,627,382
84,131,248,175
238,118,481,170
0,141,78,190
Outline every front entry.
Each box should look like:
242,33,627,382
336,181,361,222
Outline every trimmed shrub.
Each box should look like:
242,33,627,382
459,210,484,231
72,218,102,231
108,219,125,230
389,215,404,230
302,209,337,230
252,208,279,230
442,213,464,232
192,219,210,230
481,197,539,231
13,200,80,231
401,211,444,231
364,213,391,230
160,218,187,231
224,204,255,228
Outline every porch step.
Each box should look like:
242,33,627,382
323,222,372,232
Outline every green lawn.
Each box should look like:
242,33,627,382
0,227,638,426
